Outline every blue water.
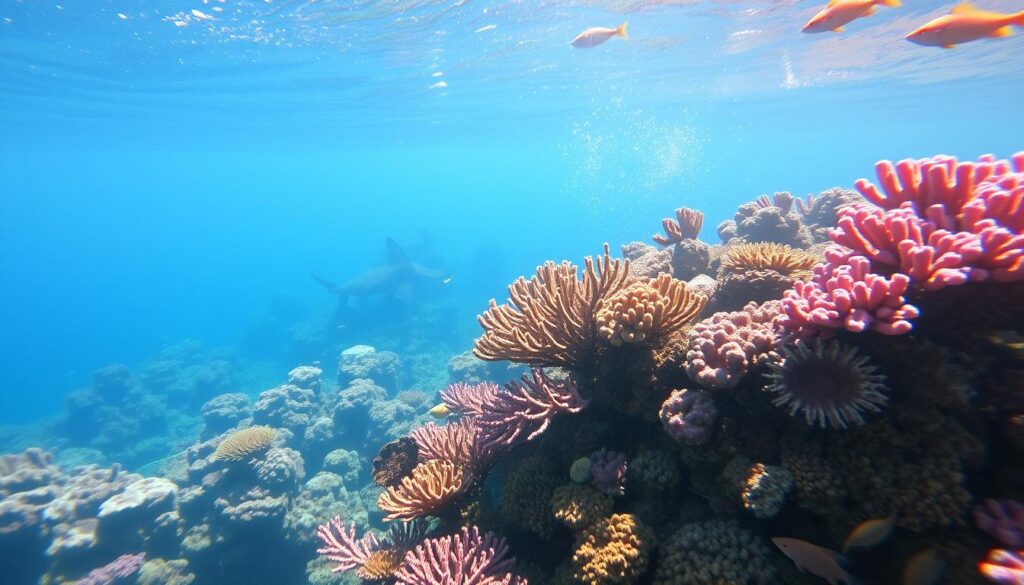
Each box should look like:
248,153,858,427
1,0,1022,425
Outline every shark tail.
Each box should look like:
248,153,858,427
311,273,342,295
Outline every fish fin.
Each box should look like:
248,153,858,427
827,0,838,6
989,25,1013,37
311,273,341,294
942,43,955,48
1016,11,1024,26
950,3,977,14
866,5,877,15
832,26,845,32
386,237,412,266
617,21,629,40
881,0,900,7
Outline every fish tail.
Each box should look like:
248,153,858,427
1015,11,1024,26
617,21,629,40
880,0,900,7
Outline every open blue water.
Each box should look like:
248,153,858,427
1,2,1021,416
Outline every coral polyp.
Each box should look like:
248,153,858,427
764,339,888,429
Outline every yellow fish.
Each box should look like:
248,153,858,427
906,3,1024,48
802,0,901,34
843,515,895,553
428,403,451,419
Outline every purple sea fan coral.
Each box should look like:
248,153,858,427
975,499,1024,549
440,382,502,418
396,525,525,585
589,450,627,496
659,388,718,446
410,418,498,472
76,553,145,585
764,339,888,429
685,300,784,389
476,369,588,449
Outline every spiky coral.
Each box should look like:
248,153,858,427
474,245,632,369
653,207,704,246
595,274,706,347
212,426,276,462
410,419,492,471
378,460,468,521
764,339,888,429
572,514,653,585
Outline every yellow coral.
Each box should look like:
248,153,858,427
596,274,706,347
474,245,632,368
718,242,817,279
377,460,467,521
551,484,612,532
357,549,403,582
212,426,275,462
572,514,653,585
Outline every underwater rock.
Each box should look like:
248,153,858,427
322,449,361,484
670,239,711,281
283,472,368,547
0,449,61,496
98,478,177,528
253,447,305,491
93,365,136,402
252,384,316,435
337,345,402,395
214,486,288,528
622,242,672,279
199,393,252,439
287,365,323,394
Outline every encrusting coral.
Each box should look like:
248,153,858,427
550,484,613,532
474,245,632,369
654,520,776,585
211,426,276,462
571,514,652,585
595,274,706,347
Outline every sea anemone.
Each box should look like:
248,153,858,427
764,339,888,429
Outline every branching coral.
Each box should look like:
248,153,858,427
572,514,653,585
440,382,502,418
476,369,588,449
378,460,468,521
551,484,613,532
474,245,632,368
396,526,524,585
764,339,888,429
317,518,428,579
410,419,496,473
653,207,703,246
212,426,276,462
595,274,706,347
684,300,783,389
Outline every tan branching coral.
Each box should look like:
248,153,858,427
475,245,632,368
572,514,653,585
653,207,704,246
377,460,467,521
596,274,707,347
551,484,613,532
212,426,276,462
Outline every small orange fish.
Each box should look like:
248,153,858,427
802,0,901,34
571,22,628,48
906,3,1024,48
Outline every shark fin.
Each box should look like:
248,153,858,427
386,237,412,266
989,25,1013,37
312,273,341,294
951,3,977,14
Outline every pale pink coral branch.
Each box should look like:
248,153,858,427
440,382,502,418
476,369,588,448
396,526,523,585
316,518,380,573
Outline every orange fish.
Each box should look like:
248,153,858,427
802,0,901,33
571,22,628,48
906,3,1024,48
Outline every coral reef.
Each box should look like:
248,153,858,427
211,426,276,462
713,242,817,310
572,514,652,585
378,460,468,521
550,484,613,532
684,300,783,389
595,274,706,347
654,520,776,585
717,192,813,248
658,388,717,446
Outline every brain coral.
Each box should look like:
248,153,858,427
595,274,707,347
572,514,653,585
550,484,613,532
654,520,776,585
212,426,276,462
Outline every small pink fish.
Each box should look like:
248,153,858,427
773,538,856,585
802,0,901,33
571,22,628,48
906,3,1024,49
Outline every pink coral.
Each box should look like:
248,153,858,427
476,369,588,449
440,382,502,418
685,300,783,389
76,553,145,585
316,518,428,576
975,500,1024,549
410,419,499,472
396,526,524,585
589,450,627,496
659,388,718,445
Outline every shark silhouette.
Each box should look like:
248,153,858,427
312,238,451,305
